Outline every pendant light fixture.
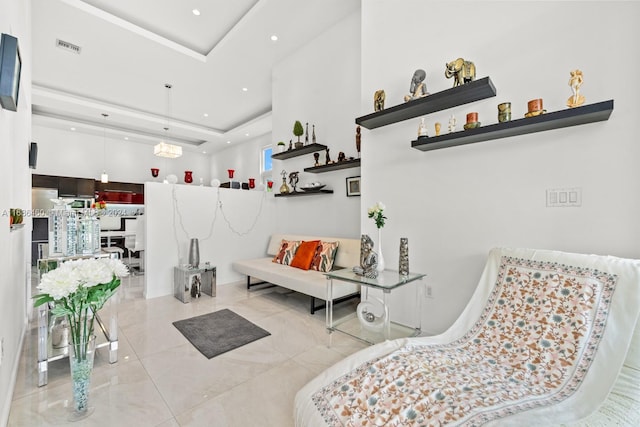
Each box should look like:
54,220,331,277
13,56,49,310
154,83,182,158
101,113,109,183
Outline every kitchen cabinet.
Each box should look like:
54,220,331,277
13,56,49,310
56,177,95,198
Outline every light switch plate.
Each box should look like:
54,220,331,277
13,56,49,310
547,188,582,207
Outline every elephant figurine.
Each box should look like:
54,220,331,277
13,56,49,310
445,58,476,87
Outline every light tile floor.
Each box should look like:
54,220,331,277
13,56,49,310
8,273,366,426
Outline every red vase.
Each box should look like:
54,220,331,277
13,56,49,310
151,168,159,178
184,171,193,184
267,180,273,192
227,169,235,179
248,178,255,189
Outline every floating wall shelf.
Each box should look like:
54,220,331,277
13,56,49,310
274,190,334,197
272,143,328,160
304,159,361,173
356,77,497,130
411,100,614,152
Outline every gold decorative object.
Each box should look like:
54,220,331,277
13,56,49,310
435,122,441,136
374,90,385,111
279,170,290,194
567,69,585,108
445,58,476,87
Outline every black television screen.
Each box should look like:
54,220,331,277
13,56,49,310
0,33,22,112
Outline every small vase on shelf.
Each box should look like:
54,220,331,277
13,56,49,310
376,229,385,273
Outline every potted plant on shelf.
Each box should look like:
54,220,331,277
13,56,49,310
277,141,286,153
293,121,304,149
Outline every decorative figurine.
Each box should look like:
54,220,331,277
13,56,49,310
418,117,428,137
356,126,361,158
404,69,429,102
325,147,331,165
313,152,320,166
567,69,585,108
288,171,299,192
448,114,457,132
305,122,309,145
445,58,476,87
293,121,304,148
312,124,316,144
288,139,293,151
374,90,386,111
337,152,346,162
352,234,378,279
279,169,290,194
435,122,441,136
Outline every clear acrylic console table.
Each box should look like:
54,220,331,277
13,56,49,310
325,269,426,345
36,253,119,387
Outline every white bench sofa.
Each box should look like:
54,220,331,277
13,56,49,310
232,234,361,314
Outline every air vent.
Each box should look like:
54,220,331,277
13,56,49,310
56,39,81,54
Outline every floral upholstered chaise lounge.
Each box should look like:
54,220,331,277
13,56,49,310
295,247,640,426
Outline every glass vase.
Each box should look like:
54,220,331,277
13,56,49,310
376,229,385,273
68,334,96,421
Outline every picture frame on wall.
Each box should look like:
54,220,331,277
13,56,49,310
0,33,22,112
346,176,361,197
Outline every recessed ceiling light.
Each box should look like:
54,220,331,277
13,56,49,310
242,87,248,92
202,150,207,154
245,133,250,137
270,35,278,41
124,137,129,140
226,140,231,144
70,127,76,131
192,9,201,16
203,113,208,117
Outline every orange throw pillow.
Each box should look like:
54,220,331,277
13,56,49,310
290,240,321,270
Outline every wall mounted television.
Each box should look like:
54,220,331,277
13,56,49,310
0,33,22,112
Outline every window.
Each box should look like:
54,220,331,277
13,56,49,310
261,145,272,183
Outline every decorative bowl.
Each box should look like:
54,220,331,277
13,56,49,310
300,184,326,192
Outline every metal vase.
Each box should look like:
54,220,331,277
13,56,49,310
188,238,200,268
399,237,409,276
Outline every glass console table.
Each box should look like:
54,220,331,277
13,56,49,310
325,269,426,345
36,252,119,386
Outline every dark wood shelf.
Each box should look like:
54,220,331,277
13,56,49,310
272,143,328,160
356,77,496,130
304,158,361,173
274,190,334,197
411,100,613,152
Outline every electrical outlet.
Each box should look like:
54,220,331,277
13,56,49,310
425,285,434,299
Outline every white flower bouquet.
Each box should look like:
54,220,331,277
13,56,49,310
367,201,387,229
34,258,129,357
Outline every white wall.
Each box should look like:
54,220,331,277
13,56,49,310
270,11,361,238
0,0,31,423
32,125,211,185
360,1,640,334
144,182,275,298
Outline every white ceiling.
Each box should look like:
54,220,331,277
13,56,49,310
31,0,360,154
